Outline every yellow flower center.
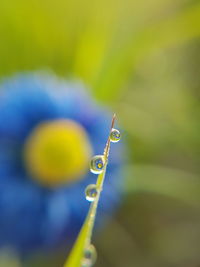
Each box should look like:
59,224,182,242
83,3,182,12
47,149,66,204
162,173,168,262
24,120,92,187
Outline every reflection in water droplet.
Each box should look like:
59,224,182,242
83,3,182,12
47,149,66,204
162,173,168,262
85,184,98,202
81,244,97,267
90,155,105,174
110,128,121,143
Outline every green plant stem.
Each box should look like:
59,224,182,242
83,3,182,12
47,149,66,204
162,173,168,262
64,115,116,267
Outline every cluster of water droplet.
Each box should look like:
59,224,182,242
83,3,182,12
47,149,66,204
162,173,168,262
85,128,121,204
83,128,121,266
89,128,121,176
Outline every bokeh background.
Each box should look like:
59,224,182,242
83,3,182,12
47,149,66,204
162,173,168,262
0,0,200,266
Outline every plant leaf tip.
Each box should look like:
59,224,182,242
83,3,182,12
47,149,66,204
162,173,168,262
64,114,121,267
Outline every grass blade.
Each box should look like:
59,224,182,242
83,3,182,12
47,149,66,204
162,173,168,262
64,114,117,267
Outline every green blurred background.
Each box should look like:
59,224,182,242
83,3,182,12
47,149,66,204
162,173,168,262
0,0,200,266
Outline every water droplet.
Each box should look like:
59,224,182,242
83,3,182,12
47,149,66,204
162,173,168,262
110,128,121,143
85,184,98,202
90,155,105,174
81,244,97,267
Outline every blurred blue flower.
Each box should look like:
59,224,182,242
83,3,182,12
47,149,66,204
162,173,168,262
0,72,123,254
